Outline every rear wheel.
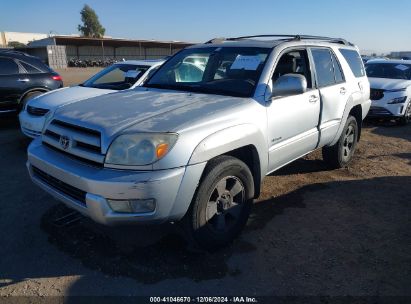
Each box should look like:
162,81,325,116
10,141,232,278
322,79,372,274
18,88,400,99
183,155,254,250
322,115,358,169
398,102,411,125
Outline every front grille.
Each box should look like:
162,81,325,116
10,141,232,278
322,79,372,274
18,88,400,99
368,106,393,116
44,142,103,168
27,105,49,116
32,166,87,206
370,88,384,101
42,119,104,165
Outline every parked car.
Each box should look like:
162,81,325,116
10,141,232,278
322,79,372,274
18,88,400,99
19,59,165,138
0,50,63,115
27,35,370,249
365,59,411,124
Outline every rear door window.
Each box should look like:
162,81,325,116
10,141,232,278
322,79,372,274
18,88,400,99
331,52,344,83
0,57,19,75
339,49,365,77
311,48,335,87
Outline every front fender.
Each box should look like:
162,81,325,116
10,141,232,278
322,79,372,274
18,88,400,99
188,124,268,179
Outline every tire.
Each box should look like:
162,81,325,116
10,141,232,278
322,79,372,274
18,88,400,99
183,155,254,250
19,91,43,112
322,115,359,169
398,102,411,126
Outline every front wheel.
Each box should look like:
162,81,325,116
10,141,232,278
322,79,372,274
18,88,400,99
183,155,254,250
322,115,359,169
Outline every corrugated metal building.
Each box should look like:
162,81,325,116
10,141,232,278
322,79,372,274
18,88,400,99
20,36,194,68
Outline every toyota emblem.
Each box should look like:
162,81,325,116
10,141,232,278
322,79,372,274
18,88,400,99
59,135,71,150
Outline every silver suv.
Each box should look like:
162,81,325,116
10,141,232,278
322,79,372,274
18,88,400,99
27,35,371,249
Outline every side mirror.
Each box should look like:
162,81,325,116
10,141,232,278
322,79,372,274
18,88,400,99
271,74,307,98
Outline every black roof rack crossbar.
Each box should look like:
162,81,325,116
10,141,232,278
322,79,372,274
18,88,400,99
205,34,353,46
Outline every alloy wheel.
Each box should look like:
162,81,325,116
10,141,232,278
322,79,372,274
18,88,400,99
205,176,245,232
342,125,355,162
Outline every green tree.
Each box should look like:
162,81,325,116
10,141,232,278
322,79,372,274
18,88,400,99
77,4,105,38
8,41,26,48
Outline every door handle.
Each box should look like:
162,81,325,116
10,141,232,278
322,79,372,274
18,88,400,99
340,87,346,95
17,78,29,82
309,95,319,103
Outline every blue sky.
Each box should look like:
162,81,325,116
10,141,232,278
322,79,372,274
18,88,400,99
1,0,410,53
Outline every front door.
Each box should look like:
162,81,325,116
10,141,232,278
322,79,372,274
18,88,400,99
266,49,321,172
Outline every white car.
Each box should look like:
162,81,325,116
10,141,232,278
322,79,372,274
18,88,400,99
366,59,411,125
19,59,164,138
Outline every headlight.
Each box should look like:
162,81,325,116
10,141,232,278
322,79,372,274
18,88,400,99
388,96,407,104
105,133,178,166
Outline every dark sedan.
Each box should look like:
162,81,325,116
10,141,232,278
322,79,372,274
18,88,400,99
0,50,63,115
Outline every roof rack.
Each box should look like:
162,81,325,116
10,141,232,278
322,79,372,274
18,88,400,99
205,34,353,46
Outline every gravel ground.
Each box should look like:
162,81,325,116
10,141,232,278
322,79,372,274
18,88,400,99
0,115,410,297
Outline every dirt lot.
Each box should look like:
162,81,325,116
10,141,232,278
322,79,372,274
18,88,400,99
0,118,410,297
0,69,410,296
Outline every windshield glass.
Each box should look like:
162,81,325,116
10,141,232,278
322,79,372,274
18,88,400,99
145,47,271,97
365,63,411,80
82,64,149,90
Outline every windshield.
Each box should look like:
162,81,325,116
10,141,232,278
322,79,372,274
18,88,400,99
145,47,271,97
82,64,149,90
365,63,411,80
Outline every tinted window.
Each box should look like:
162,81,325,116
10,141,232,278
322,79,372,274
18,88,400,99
339,49,365,77
312,49,335,87
0,57,19,74
19,60,42,73
331,52,344,83
365,63,411,80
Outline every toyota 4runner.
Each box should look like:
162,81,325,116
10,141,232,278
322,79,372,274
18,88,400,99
27,35,371,249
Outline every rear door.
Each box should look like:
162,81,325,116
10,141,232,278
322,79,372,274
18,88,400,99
0,57,25,113
309,48,348,146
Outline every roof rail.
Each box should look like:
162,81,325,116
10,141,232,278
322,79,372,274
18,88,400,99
0,49,30,56
205,34,353,46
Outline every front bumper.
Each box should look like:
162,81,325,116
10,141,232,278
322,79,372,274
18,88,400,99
19,110,46,138
367,93,408,118
27,139,206,225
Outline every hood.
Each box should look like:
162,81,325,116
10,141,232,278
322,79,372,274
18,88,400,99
369,77,411,91
54,88,251,138
28,86,114,109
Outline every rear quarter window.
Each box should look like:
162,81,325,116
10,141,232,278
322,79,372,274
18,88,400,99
19,60,43,73
339,49,365,78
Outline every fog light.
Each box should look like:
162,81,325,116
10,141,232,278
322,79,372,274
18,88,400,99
107,199,156,213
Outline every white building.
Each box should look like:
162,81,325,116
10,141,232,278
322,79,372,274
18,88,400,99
0,31,50,47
